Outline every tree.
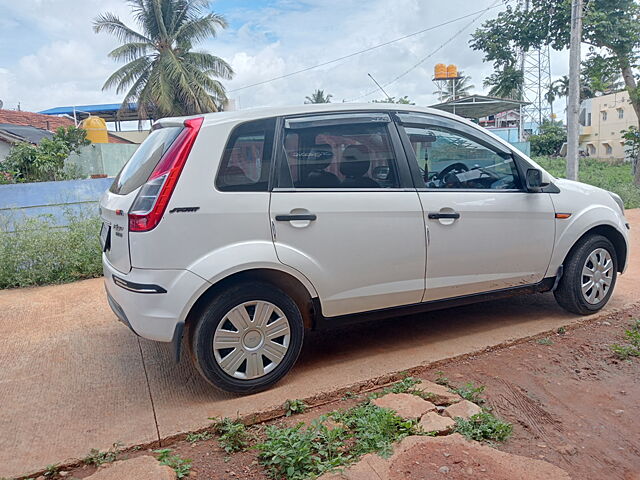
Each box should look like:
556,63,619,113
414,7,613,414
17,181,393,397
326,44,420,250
471,0,640,185
304,89,333,104
484,64,523,99
1,126,90,183
94,0,233,119
434,72,474,102
529,120,567,157
371,95,415,104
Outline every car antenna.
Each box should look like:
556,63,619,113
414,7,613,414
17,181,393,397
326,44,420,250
367,73,392,101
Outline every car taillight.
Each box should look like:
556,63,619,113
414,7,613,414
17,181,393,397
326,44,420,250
129,117,203,232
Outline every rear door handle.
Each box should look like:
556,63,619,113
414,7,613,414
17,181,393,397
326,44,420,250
428,212,460,220
275,214,317,221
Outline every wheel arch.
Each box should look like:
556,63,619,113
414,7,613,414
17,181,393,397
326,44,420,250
563,224,628,273
184,268,318,335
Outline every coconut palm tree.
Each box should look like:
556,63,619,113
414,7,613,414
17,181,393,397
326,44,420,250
94,0,233,119
484,65,524,100
434,72,475,102
304,89,333,104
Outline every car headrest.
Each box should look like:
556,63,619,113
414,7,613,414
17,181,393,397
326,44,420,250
340,144,371,178
301,144,334,170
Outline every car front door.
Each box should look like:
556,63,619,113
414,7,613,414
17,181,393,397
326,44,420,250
270,112,426,317
396,112,556,301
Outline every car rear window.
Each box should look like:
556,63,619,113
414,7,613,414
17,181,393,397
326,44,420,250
110,126,183,195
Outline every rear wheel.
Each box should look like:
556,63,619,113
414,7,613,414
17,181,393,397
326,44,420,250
190,282,304,394
554,234,617,315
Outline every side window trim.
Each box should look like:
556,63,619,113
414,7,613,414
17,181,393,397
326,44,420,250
394,116,525,192
273,112,414,190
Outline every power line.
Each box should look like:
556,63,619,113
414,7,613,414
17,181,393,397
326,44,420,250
348,0,504,102
228,4,504,94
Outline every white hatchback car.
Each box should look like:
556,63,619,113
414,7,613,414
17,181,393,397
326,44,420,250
100,104,629,393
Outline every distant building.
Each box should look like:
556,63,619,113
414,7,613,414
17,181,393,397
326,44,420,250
579,91,638,160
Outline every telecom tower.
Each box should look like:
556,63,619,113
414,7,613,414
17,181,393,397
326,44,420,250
518,0,553,135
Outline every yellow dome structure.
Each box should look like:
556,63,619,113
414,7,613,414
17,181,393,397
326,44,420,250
80,116,109,144
434,63,447,80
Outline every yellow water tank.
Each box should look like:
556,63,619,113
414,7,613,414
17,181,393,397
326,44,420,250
446,64,458,78
80,116,108,144
434,63,447,80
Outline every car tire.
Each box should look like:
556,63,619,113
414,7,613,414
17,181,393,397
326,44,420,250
554,234,618,315
189,281,304,394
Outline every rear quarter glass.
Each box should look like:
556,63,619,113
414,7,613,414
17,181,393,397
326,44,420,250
110,126,183,195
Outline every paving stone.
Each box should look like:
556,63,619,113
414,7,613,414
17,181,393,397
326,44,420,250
413,380,462,405
418,411,456,434
443,399,482,420
86,456,175,480
371,393,436,419
318,434,571,480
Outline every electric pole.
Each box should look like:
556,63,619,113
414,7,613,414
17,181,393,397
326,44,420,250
566,0,583,181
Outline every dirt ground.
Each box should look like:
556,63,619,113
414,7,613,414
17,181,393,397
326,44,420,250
59,304,640,480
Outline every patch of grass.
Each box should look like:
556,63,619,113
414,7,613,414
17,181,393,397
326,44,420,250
43,464,59,478
83,442,122,466
434,370,449,386
454,412,513,442
610,319,640,359
369,377,422,400
452,382,486,404
557,326,567,335
537,337,554,346
331,403,418,458
284,399,308,417
212,417,250,453
256,419,350,480
257,402,418,480
533,156,640,209
341,391,357,400
155,449,191,478
0,210,102,289
185,431,213,444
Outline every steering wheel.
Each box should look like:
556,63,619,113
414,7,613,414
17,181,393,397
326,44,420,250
437,162,469,181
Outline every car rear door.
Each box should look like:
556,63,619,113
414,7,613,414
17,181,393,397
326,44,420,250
395,112,556,301
269,112,426,318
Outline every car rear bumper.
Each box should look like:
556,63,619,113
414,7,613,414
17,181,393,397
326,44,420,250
103,254,208,342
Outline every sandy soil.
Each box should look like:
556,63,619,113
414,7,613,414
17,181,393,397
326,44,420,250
60,304,640,480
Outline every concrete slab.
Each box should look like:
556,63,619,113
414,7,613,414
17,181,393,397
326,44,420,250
0,280,158,478
1,210,637,478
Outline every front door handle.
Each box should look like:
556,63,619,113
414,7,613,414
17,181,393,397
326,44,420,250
275,214,317,222
428,212,460,220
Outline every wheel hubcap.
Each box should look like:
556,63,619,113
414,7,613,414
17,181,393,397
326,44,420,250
213,301,291,380
581,248,613,305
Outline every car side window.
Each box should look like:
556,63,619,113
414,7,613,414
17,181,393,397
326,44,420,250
277,122,400,189
402,125,522,190
216,118,275,191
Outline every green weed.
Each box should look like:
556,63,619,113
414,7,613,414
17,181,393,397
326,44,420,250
43,464,59,477
452,382,486,404
434,371,449,386
610,319,640,359
155,449,191,478
83,442,122,466
284,399,308,417
537,337,554,346
212,417,250,453
185,431,213,444
454,412,513,442
0,210,102,289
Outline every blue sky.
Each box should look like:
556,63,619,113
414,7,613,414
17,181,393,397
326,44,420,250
0,0,570,116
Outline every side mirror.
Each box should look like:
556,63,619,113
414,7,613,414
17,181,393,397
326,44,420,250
525,168,549,192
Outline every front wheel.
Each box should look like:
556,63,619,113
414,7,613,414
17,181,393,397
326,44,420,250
189,282,304,394
554,234,618,315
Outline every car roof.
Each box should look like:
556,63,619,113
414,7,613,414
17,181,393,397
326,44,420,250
157,103,462,128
